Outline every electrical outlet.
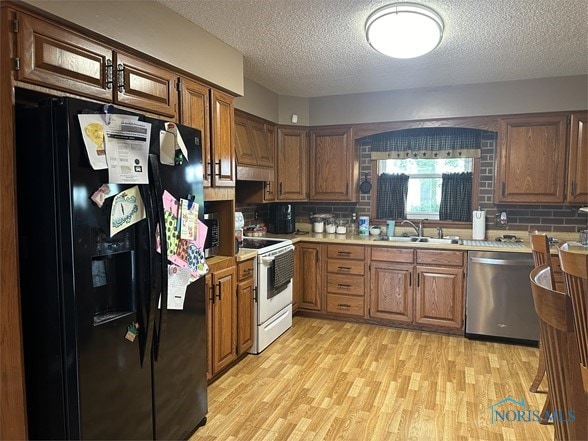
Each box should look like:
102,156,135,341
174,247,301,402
254,210,259,220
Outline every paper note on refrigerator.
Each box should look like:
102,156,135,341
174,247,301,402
179,198,197,240
110,186,146,237
78,114,139,170
166,265,191,310
159,123,188,165
104,120,151,184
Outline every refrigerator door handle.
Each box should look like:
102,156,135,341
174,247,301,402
140,184,157,367
149,154,168,361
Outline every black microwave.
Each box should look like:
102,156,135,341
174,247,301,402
203,213,219,257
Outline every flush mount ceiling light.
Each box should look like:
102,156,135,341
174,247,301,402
365,2,444,59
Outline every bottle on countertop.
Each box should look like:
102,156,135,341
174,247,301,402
349,212,357,235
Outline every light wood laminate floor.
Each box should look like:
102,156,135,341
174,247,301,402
191,317,552,441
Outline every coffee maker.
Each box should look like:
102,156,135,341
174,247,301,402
268,203,296,234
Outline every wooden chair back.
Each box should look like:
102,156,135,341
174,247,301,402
557,243,588,375
530,233,556,290
530,265,587,441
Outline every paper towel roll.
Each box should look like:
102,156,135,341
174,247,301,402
472,210,486,240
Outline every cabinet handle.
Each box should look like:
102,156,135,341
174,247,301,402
207,160,213,178
501,181,506,198
337,251,351,256
417,273,420,287
346,182,349,195
337,303,351,308
337,266,351,271
265,181,271,195
337,284,351,289
105,59,113,89
279,182,283,195
116,63,125,92
216,282,222,300
409,273,412,287
571,181,577,196
214,160,221,177
209,284,215,303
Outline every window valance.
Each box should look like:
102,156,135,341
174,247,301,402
365,127,485,159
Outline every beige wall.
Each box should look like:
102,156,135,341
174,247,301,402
234,75,587,127
235,78,279,121
23,0,244,96
309,75,588,126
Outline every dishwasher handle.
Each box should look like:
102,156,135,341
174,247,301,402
469,257,533,266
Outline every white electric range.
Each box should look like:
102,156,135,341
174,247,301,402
241,237,294,354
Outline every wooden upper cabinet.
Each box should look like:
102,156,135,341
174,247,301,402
496,114,567,203
179,77,211,186
234,113,258,166
276,127,308,201
567,112,588,204
249,120,273,167
210,89,236,187
114,52,177,119
309,127,357,201
234,111,274,168
16,12,113,100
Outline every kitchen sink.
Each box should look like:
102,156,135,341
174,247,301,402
377,236,460,244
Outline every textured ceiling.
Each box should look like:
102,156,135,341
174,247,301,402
156,0,588,97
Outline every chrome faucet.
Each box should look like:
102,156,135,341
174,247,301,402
401,219,427,237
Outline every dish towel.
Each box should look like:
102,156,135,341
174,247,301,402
273,249,294,290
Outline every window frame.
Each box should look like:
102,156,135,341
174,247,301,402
369,157,480,226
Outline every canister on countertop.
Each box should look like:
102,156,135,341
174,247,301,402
386,220,395,237
359,216,369,235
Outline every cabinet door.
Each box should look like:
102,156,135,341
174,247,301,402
567,112,588,204
205,274,213,380
414,266,463,329
114,52,177,118
236,276,254,354
276,127,307,201
17,12,113,100
369,263,413,322
263,125,277,202
249,120,273,167
211,89,236,186
211,265,237,374
296,243,323,311
179,78,211,187
496,115,567,203
309,127,356,201
234,113,258,166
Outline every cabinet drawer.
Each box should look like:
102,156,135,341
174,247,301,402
371,247,414,263
416,250,464,266
327,244,365,260
326,259,365,276
327,274,364,296
237,259,255,281
326,294,364,317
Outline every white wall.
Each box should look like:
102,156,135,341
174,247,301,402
23,0,244,96
309,75,588,126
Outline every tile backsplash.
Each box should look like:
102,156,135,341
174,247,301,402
236,131,587,233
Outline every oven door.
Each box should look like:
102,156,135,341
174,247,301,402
257,249,293,324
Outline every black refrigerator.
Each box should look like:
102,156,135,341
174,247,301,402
15,96,207,440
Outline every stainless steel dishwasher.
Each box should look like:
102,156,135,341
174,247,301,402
466,251,539,344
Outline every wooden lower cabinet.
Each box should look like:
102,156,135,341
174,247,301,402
325,244,366,317
414,266,463,329
236,259,255,354
206,262,237,380
369,263,413,323
295,243,323,311
369,247,465,332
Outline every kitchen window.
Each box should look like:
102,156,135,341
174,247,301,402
379,158,473,220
